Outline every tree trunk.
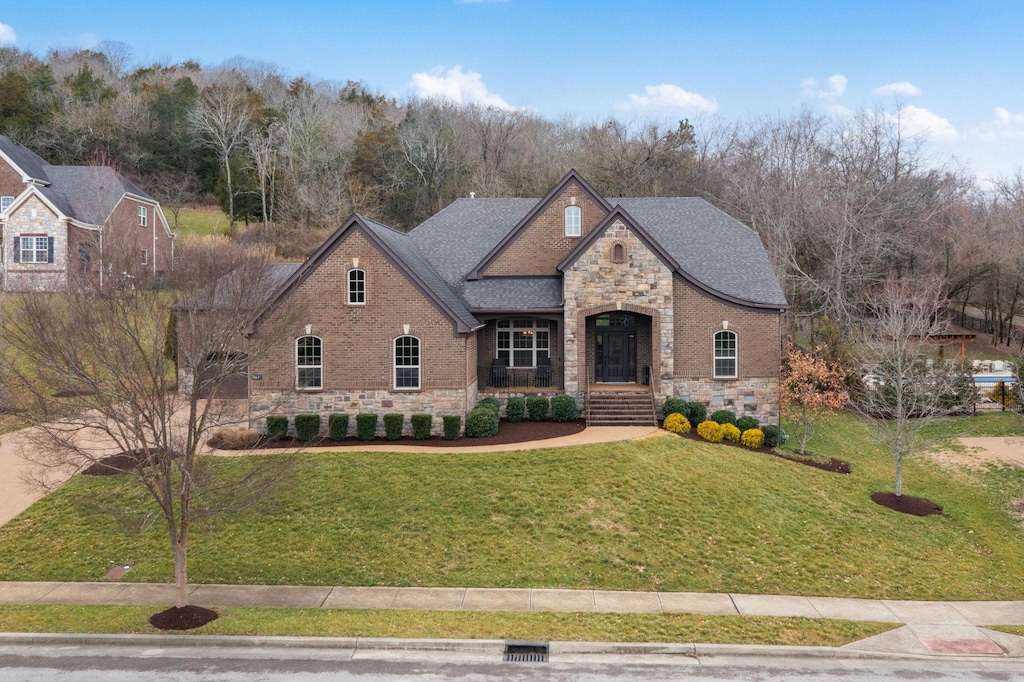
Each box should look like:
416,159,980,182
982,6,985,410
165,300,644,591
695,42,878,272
224,155,235,233
173,540,189,608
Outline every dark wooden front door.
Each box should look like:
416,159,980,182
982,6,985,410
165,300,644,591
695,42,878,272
594,313,637,383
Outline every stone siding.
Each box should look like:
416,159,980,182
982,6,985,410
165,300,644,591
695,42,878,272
669,378,780,424
3,195,67,291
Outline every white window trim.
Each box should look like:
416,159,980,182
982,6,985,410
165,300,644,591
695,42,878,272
141,248,148,265
496,318,551,367
393,335,421,390
347,268,366,305
19,235,49,264
0,196,13,213
564,205,581,237
138,205,148,226
295,335,323,390
713,330,738,379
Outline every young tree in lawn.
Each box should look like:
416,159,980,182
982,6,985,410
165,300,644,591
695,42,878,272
851,276,973,498
779,342,849,455
4,240,302,620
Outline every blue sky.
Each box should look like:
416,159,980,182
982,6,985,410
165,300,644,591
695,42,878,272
2,0,1022,181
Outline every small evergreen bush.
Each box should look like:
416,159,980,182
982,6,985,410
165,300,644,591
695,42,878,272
697,420,724,443
762,424,786,448
741,428,765,449
411,413,432,440
328,413,349,440
662,397,688,419
735,415,759,432
294,413,321,441
685,401,707,424
721,422,741,442
526,395,549,421
505,397,525,422
383,413,404,440
466,407,499,437
476,397,501,415
356,413,378,441
663,413,691,434
710,409,736,425
266,415,288,441
443,415,461,440
551,394,577,422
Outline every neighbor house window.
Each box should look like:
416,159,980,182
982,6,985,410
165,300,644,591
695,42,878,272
141,248,148,265
78,243,91,273
564,205,581,237
497,318,550,367
394,335,420,389
714,330,737,378
296,335,322,389
347,268,365,305
17,235,51,264
0,196,13,212
138,205,148,226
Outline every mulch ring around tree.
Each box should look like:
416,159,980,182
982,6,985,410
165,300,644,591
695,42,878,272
871,492,943,517
80,449,169,476
671,430,852,474
149,605,219,631
221,419,588,450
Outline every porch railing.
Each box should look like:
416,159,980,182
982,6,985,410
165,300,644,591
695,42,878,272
477,363,563,390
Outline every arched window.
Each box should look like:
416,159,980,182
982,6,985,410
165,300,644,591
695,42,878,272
564,205,581,237
296,335,323,389
347,268,366,305
612,243,625,263
714,330,737,378
394,335,420,389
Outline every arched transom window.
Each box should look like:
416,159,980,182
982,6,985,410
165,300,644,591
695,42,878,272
394,335,420,389
296,335,323,389
714,330,737,379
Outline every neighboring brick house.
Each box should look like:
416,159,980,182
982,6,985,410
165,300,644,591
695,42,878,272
238,170,788,435
0,136,174,291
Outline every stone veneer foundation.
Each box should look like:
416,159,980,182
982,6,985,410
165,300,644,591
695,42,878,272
669,377,780,424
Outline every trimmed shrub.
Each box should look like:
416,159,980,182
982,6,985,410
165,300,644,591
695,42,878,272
294,413,321,442
443,415,461,440
697,420,724,443
735,416,760,433
721,422,741,443
710,409,736,425
411,414,432,440
662,397,688,419
685,401,707,425
210,427,259,449
466,407,499,437
356,413,378,441
762,424,786,448
328,413,350,440
476,397,501,415
505,397,525,422
383,413,404,440
526,395,549,421
551,394,577,422
741,428,765,449
266,415,288,441
663,413,691,434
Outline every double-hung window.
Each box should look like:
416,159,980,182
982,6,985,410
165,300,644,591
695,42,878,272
394,335,420,389
497,319,550,367
564,205,581,237
296,335,323,389
714,330,737,378
0,196,13,212
138,205,148,226
19,236,50,263
347,268,365,305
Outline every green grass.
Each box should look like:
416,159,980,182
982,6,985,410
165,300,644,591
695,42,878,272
171,207,228,237
0,412,1023,600
0,604,895,646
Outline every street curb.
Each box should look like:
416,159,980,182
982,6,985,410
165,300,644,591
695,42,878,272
0,632,1019,663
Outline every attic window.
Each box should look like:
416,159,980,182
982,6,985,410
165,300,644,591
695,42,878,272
565,205,581,237
612,243,625,263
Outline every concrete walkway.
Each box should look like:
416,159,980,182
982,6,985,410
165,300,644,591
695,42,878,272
2,581,1024,658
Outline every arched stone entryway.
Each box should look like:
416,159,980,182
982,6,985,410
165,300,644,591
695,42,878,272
568,302,666,395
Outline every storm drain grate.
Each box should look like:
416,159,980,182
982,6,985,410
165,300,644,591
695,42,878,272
504,641,549,663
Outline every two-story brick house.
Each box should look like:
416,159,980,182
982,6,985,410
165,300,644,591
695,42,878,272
0,136,174,291
239,170,788,433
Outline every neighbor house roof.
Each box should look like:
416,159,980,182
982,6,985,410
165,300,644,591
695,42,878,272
0,135,51,184
43,166,156,225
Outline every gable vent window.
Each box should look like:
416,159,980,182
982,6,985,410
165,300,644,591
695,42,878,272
348,268,366,305
564,205,581,237
138,205,148,226
612,243,625,263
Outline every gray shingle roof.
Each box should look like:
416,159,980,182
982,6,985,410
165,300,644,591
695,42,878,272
0,135,50,183
461,277,562,310
43,166,154,225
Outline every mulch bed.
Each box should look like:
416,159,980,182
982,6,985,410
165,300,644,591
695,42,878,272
216,419,588,450
871,492,943,517
672,429,852,474
149,605,219,631
80,450,151,476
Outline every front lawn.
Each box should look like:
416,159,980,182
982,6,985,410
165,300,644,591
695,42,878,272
0,412,1022,600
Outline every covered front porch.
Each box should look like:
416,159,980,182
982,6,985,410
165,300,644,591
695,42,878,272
476,316,564,391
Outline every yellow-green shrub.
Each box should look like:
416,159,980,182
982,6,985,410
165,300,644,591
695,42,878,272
741,428,765,449
721,423,741,442
663,412,691,434
697,420,724,443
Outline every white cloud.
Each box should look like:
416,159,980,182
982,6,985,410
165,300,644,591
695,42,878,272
889,105,958,141
621,83,719,114
409,65,512,109
0,23,16,45
802,74,847,99
874,81,922,97
970,107,1024,142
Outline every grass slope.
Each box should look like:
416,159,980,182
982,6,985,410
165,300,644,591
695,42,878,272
0,412,1022,600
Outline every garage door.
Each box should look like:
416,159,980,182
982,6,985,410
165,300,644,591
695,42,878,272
198,353,249,399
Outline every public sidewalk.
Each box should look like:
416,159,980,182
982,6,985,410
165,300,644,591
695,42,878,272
2,581,1024,658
